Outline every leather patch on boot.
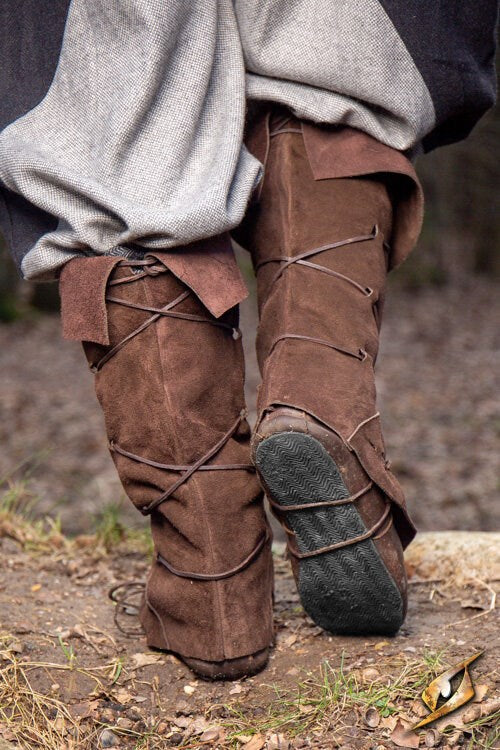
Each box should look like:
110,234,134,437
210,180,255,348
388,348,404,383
149,234,248,319
302,125,424,269
59,255,122,344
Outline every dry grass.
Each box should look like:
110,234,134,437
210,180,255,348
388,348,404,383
0,480,498,749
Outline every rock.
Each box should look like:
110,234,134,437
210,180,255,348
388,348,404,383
175,699,193,716
360,667,381,683
169,733,184,746
405,531,500,582
99,728,120,747
116,717,133,730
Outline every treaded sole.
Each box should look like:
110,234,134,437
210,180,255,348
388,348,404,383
255,432,403,635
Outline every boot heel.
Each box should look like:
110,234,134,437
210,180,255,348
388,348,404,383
255,431,404,635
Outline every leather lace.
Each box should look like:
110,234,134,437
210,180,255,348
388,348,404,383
92,257,264,582
259,225,393,557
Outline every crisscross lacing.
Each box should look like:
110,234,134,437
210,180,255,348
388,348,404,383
92,256,267,581
90,256,256,525
258,226,393,557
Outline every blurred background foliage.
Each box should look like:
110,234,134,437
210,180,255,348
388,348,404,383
0,95,498,321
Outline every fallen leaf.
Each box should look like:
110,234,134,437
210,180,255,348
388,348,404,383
267,733,288,749
200,727,221,742
114,688,133,705
173,716,191,729
379,715,398,730
229,683,243,695
374,641,390,651
472,683,489,702
191,716,211,735
390,718,419,749
131,652,164,669
242,735,265,750
462,697,500,724
7,640,23,654
31,583,42,592
424,728,441,747
68,700,100,720
175,699,193,715
298,704,315,715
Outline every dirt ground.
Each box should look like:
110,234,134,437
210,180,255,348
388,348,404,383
0,275,499,536
0,525,498,750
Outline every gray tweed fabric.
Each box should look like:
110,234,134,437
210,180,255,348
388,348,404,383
0,0,497,279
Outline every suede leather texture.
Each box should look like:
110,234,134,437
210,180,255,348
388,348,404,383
59,251,274,662
238,111,419,550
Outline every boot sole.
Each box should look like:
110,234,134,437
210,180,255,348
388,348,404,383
255,432,403,635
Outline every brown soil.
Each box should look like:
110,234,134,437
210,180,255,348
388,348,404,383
0,529,498,749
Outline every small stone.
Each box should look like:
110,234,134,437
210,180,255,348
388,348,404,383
361,667,380,683
175,699,192,716
125,707,142,721
99,728,120,748
156,722,168,735
116,717,133,730
183,684,196,695
169,733,184,746
13,622,31,634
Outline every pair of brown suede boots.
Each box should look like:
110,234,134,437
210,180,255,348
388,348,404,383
59,110,420,680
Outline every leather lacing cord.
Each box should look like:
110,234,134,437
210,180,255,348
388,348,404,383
156,529,270,581
109,582,145,636
110,409,253,517
256,226,377,294
259,227,394,558
267,480,392,558
91,257,266,586
283,502,392,560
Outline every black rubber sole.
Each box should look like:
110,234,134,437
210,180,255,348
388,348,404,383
255,432,403,635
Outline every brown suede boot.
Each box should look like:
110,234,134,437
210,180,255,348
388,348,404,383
59,247,274,679
236,111,420,636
